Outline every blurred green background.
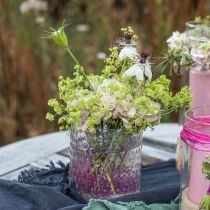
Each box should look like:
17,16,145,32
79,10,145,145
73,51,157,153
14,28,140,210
0,0,209,145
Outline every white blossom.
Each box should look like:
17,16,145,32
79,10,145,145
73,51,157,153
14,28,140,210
20,0,48,14
101,94,116,111
191,43,210,70
119,45,138,60
127,108,136,118
35,16,45,24
167,31,186,50
97,79,123,93
76,24,89,32
123,60,152,81
97,52,107,59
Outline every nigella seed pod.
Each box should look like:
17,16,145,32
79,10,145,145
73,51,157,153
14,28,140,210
51,27,68,47
44,22,69,48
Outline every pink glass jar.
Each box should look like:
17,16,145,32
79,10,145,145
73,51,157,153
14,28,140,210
180,107,210,210
189,69,210,108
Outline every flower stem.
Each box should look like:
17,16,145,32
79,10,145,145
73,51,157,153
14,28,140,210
66,47,80,66
160,106,181,115
66,47,94,90
106,173,116,195
121,59,127,75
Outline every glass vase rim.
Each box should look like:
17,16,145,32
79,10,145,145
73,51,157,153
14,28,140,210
185,106,210,126
185,21,210,29
70,126,143,135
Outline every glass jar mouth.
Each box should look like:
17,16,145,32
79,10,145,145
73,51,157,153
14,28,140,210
181,107,210,150
184,107,210,135
185,21,210,29
185,107,210,125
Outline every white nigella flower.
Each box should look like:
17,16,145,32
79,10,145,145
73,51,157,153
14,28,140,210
119,45,138,60
123,60,152,81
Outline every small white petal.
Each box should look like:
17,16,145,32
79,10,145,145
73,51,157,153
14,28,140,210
103,112,112,121
123,63,145,81
120,117,132,129
136,67,144,81
144,61,152,80
166,31,186,50
127,108,136,118
119,46,138,60
97,52,107,59
76,24,89,32
123,64,138,77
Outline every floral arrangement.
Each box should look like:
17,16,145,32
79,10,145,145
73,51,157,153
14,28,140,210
44,23,191,199
159,16,210,74
46,24,191,135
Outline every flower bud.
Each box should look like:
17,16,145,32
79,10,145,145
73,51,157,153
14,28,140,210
45,23,69,48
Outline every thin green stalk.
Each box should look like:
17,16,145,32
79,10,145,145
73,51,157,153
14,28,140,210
120,59,127,75
106,173,116,194
66,47,80,66
66,47,94,90
161,106,181,115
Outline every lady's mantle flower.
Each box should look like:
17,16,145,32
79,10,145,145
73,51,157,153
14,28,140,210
44,22,69,48
167,31,186,50
119,45,138,60
123,59,152,81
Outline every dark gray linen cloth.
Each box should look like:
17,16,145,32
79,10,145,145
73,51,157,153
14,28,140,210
0,160,180,210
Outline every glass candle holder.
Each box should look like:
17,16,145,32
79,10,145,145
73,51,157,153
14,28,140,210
180,107,210,210
185,21,210,43
69,127,143,200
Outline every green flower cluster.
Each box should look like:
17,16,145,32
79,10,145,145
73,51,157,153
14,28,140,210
142,75,192,113
195,16,210,27
46,26,192,134
165,47,193,74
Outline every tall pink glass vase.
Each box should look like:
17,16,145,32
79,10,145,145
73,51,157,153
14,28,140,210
186,70,210,205
190,69,210,109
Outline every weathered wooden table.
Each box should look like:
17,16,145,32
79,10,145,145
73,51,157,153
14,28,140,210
0,123,181,180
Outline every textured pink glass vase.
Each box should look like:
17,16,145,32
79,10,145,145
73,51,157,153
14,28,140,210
187,69,210,204
189,69,210,108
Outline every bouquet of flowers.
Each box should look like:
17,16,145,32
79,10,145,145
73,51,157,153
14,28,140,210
159,16,210,75
45,24,191,199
